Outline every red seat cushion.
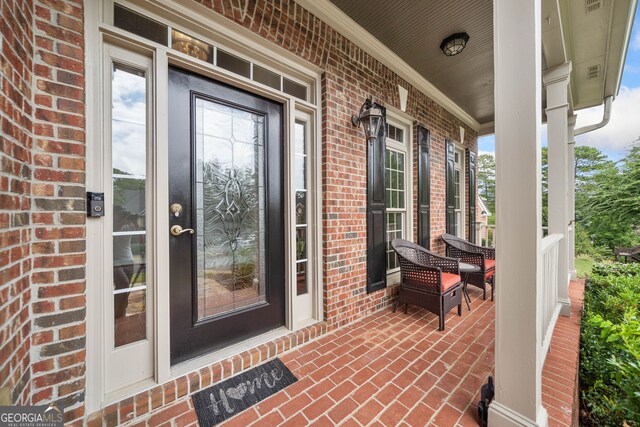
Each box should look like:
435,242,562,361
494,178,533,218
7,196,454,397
441,273,462,291
485,270,495,279
485,259,496,271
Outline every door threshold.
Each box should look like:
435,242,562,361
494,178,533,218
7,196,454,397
170,327,291,379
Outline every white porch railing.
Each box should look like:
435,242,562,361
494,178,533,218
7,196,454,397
476,223,495,247
541,233,563,362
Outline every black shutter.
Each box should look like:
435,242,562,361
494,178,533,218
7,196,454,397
468,150,477,243
367,104,387,293
445,140,456,235
417,125,431,249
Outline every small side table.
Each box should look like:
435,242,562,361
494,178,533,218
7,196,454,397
459,262,481,311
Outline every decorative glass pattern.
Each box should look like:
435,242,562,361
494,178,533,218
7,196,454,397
111,64,148,347
295,122,308,295
195,97,266,320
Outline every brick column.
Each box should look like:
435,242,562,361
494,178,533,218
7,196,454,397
30,0,87,423
0,0,35,407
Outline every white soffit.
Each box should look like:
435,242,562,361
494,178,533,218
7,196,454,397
561,0,637,110
295,0,481,131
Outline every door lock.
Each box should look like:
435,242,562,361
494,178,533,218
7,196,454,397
170,203,183,217
170,225,194,236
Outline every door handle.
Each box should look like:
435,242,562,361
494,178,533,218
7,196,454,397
170,225,194,236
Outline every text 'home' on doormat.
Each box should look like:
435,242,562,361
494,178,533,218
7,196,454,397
191,358,297,426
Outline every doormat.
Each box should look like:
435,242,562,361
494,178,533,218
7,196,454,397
192,358,297,425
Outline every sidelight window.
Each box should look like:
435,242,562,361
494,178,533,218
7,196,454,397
111,64,149,348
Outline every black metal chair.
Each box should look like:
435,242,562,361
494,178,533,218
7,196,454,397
390,239,463,331
441,233,496,301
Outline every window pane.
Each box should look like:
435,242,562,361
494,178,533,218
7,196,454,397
112,64,147,347
171,29,212,62
295,154,306,189
253,64,281,90
217,49,250,78
296,227,307,260
295,122,306,155
296,262,308,295
283,78,307,101
114,4,168,46
385,212,404,270
296,191,306,224
112,65,146,177
114,289,146,347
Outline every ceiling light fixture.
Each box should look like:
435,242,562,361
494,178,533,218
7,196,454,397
440,32,470,56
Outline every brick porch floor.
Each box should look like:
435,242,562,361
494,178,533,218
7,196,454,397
198,280,584,427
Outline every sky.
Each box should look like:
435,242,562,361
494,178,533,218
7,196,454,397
479,8,640,161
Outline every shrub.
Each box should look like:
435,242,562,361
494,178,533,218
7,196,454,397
580,262,640,426
591,262,640,277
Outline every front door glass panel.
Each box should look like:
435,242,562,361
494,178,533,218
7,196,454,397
194,98,266,320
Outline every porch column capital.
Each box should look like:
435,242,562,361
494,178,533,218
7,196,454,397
543,62,572,112
542,62,572,86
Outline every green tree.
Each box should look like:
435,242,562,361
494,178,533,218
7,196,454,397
477,153,495,218
580,146,640,251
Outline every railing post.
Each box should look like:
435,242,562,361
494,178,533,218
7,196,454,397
543,63,572,317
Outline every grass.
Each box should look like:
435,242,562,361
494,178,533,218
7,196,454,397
576,256,594,278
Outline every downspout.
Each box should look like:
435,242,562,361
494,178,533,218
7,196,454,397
574,96,613,135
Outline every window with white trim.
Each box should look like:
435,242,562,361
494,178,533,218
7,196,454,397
385,120,411,272
454,147,465,237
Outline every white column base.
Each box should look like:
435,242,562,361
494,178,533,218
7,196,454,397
489,401,549,427
559,297,571,317
569,269,577,281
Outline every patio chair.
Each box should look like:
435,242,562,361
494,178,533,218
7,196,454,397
615,246,640,263
390,239,463,331
441,233,496,301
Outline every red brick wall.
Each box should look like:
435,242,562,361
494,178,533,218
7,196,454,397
1,0,477,423
30,0,86,422
0,0,35,407
0,0,86,421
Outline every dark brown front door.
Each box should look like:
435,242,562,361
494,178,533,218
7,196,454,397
168,66,284,365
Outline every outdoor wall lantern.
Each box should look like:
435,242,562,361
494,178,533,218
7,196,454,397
440,32,470,56
351,98,383,141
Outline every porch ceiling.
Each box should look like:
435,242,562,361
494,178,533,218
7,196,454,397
328,0,495,125
320,0,636,130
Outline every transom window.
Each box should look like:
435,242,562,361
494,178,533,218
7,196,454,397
113,3,309,101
